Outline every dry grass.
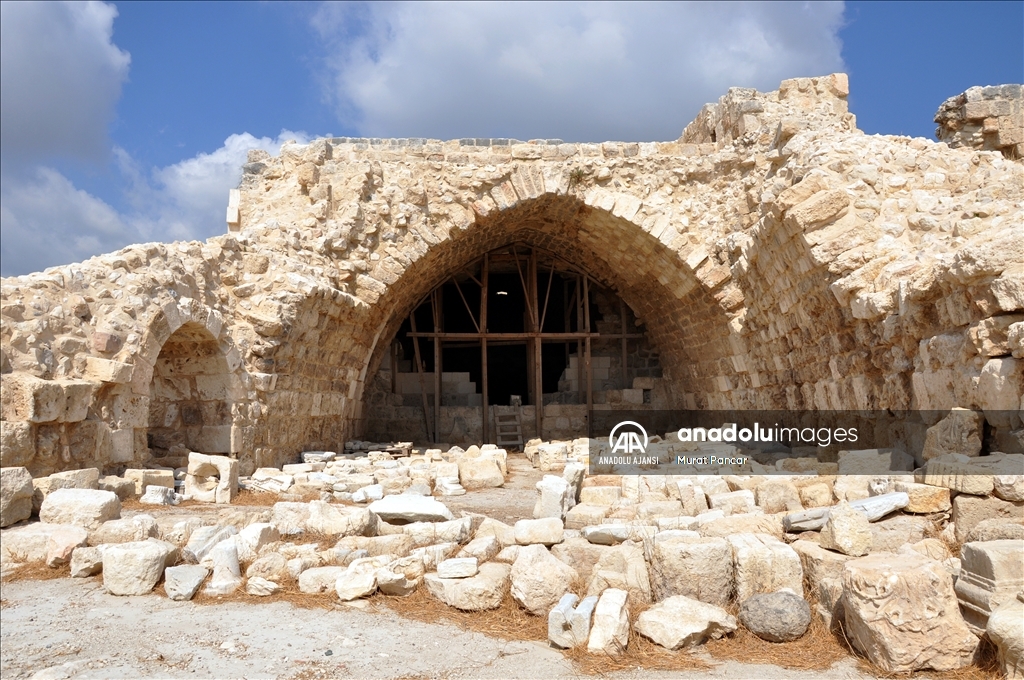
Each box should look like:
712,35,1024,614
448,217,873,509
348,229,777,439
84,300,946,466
120,498,206,512
380,586,549,642
563,601,711,676
850,638,1003,680
172,577,340,610
706,609,851,671
1,561,70,583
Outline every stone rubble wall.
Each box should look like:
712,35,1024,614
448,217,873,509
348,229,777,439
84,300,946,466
1,73,1022,476
935,84,1023,159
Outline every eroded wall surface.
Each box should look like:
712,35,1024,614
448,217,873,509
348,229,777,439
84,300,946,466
2,74,1021,475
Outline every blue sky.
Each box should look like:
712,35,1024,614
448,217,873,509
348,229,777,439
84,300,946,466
1,1,1021,276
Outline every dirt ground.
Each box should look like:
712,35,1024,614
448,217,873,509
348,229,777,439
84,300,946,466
0,454,880,679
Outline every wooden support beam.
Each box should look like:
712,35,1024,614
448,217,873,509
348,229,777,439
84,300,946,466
432,290,441,444
409,310,433,443
390,339,397,395
406,331,616,339
481,254,489,445
576,276,584,406
584,275,592,436
531,249,542,439
450,275,480,332
620,298,629,390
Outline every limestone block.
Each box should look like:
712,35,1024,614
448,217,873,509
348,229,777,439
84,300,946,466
437,557,478,579
424,561,510,611
164,565,209,601
537,443,568,472
699,513,783,540
987,593,1024,680
184,452,238,503
140,485,179,505
511,544,577,615
894,481,951,513
533,475,574,520
123,469,174,495
649,536,732,606
869,516,933,553
455,535,500,563
98,476,136,500
456,457,504,490
966,518,1024,542
562,462,585,503
843,553,979,672
83,357,133,384
405,517,472,548
580,486,621,505
783,492,909,532
739,591,811,642
411,543,459,572
299,566,348,593
1,421,35,468
727,533,803,602
376,555,425,596
235,522,280,563
183,525,237,563
45,525,88,567
786,188,849,230
586,540,651,604
70,545,105,577
0,373,65,422
246,577,282,597
202,538,243,596
676,480,710,515
368,494,454,523
514,517,564,546
708,490,756,515
549,593,598,649
565,503,610,529
799,482,832,508
838,448,914,474
582,524,654,546
335,533,413,558
586,588,629,655
246,552,289,583
953,494,1024,542
978,358,1023,428
1,466,34,527
955,540,1024,634
102,540,176,595
89,514,159,546
792,540,851,594
39,488,119,531
755,478,803,513
922,408,984,461
550,537,609,583
820,501,872,556
270,502,311,535
636,595,737,650
306,501,375,538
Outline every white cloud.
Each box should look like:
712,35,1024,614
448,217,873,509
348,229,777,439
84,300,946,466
0,1,130,165
314,1,846,141
0,167,131,275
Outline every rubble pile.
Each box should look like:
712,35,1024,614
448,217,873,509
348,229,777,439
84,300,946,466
2,440,1022,676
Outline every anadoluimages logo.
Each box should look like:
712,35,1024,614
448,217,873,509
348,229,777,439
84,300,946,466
609,421,648,454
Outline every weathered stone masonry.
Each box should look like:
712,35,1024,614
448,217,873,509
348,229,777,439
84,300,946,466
1,74,1021,476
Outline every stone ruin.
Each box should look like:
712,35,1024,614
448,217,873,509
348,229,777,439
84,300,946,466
1,74,1023,676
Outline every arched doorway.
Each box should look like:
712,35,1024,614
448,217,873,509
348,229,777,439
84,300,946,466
147,321,233,461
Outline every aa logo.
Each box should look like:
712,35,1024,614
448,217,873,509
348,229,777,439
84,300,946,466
609,421,648,454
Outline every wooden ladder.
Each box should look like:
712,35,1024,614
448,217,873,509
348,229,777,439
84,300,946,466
495,411,524,450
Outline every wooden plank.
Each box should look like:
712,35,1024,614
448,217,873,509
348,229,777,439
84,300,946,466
405,331,630,339
481,254,489,445
531,249,542,439
390,338,397,395
451,275,480,332
577,276,584,405
408,310,433,443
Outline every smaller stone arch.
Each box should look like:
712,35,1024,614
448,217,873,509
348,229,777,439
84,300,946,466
139,298,249,467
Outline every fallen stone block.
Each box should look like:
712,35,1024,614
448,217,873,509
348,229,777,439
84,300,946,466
335,557,382,600
755,478,803,514
455,535,500,563
246,552,289,582
580,485,622,506
437,557,477,579
514,517,563,546
102,540,176,595
123,469,175,496
582,524,655,546
564,503,610,529
140,485,180,505
952,494,1024,543
921,459,994,496
457,457,504,490
820,501,872,556
838,448,914,474
650,536,732,606
184,452,239,504
636,595,737,649
586,540,651,604
894,481,951,513
246,576,282,597
739,590,810,642
955,539,1024,634
534,475,574,520
987,592,1024,680
39,488,120,531
869,515,933,553
45,525,88,567
299,566,349,593
727,533,803,602
202,538,243,596
708,490,756,516
843,552,979,672
164,565,209,601
97,476,136,500
1,466,34,527
270,502,311,535
70,545,105,577
368,494,454,523
405,517,472,548
699,512,783,539
966,517,1024,542
791,540,851,594
424,561,510,611
782,492,908,532
586,588,629,655
511,544,576,615
89,515,160,546
306,501,375,537
537,443,568,472
235,522,280,563
922,408,984,461
183,525,237,563
548,593,598,649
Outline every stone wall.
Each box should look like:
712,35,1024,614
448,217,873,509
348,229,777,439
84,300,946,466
2,73,1021,475
935,84,1023,158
